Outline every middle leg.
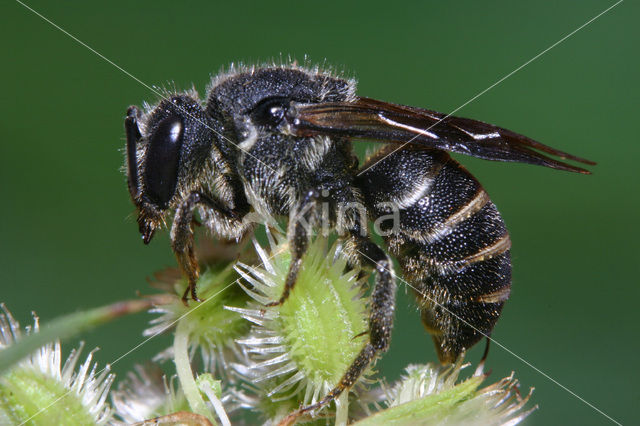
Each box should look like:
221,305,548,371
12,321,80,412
266,189,323,307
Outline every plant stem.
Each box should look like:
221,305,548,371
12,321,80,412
174,317,215,423
200,379,231,426
335,391,349,426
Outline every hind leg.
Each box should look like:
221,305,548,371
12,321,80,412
280,235,396,425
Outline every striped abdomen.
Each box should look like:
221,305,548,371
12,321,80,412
357,146,511,363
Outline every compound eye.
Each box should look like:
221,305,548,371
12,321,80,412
143,115,184,208
251,96,290,127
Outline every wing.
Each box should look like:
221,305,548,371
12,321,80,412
283,97,595,174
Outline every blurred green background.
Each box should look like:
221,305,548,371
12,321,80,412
1,1,638,424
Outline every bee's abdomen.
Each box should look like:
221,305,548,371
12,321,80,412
357,147,511,363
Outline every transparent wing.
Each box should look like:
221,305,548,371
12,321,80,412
284,97,595,174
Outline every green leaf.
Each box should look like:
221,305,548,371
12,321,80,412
354,375,483,426
0,296,169,374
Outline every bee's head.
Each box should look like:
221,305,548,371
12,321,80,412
124,93,214,244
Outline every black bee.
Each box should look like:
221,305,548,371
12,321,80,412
124,64,593,420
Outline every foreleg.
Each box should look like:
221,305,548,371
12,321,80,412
171,191,243,304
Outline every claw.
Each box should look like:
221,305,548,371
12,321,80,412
181,283,203,306
181,286,190,307
265,297,285,307
191,283,203,303
352,330,368,341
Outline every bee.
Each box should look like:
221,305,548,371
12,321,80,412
124,63,593,420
